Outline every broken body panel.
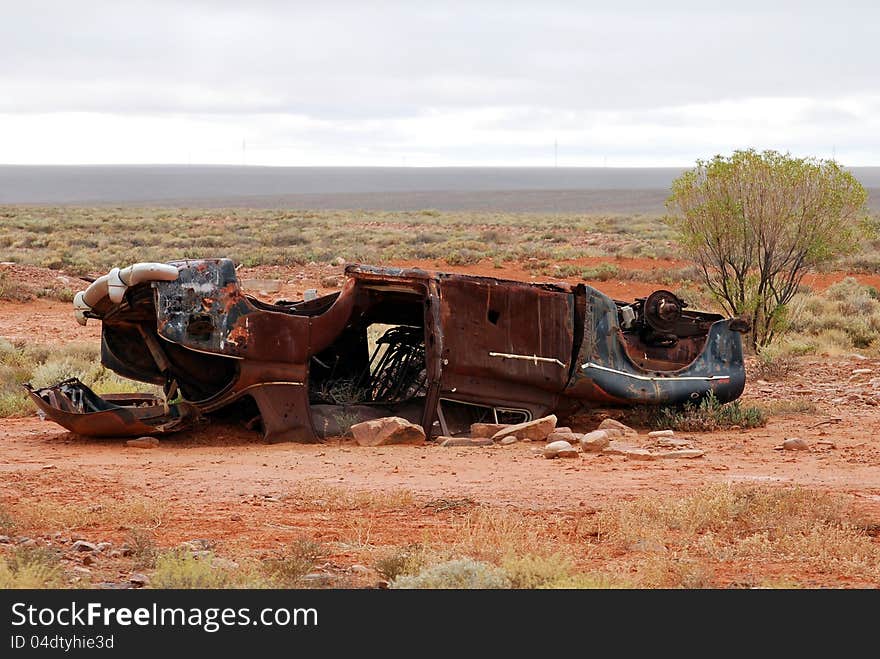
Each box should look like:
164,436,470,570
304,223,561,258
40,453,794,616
27,258,747,441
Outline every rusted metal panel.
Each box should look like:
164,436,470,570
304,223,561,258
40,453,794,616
438,275,575,391
565,287,745,404
25,379,196,437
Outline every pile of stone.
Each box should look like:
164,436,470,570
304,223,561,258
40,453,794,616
348,414,706,460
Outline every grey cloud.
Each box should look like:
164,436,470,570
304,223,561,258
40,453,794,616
1,1,879,118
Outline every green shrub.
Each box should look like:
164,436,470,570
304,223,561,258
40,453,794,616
641,392,767,432
501,553,573,589
150,551,257,589
127,528,158,570
262,538,324,587
0,546,63,589
580,263,620,281
374,544,426,581
391,558,511,589
754,344,793,380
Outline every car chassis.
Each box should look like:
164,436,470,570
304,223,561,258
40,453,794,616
26,258,748,442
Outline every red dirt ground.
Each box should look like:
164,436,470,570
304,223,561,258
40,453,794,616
2,259,879,587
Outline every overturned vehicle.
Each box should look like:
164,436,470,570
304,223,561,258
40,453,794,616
27,259,748,442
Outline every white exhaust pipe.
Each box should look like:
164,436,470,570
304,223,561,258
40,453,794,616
74,262,179,325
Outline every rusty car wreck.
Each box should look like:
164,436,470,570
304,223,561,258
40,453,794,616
26,258,748,442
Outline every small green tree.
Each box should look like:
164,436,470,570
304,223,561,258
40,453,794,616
666,149,868,348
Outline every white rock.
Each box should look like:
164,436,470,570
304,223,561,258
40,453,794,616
579,430,611,452
655,437,694,449
72,540,98,552
648,430,675,438
350,417,426,446
544,439,575,459
547,430,581,443
598,418,637,436
492,415,557,442
782,438,809,451
622,448,658,460
658,449,705,459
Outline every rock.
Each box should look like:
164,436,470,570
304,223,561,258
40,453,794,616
81,554,96,566
547,430,582,443
816,439,836,448
544,439,576,459
108,549,123,559
783,438,809,451
349,564,371,575
492,414,557,442
655,437,693,449
129,573,149,587
598,418,637,436
471,423,510,438
658,449,705,459
601,440,641,456
499,436,518,446
852,368,873,375
622,448,659,460
351,417,426,446
126,437,159,449
554,427,572,434
557,446,579,458
71,540,98,552
96,542,112,552
579,430,611,452
321,275,341,288
332,256,346,266
41,463,57,469
648,430,675,438
72,566,91,575
18,538,37,547
0,535,10,544
439,437,494,447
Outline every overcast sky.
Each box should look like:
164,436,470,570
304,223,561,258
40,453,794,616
1,0,878,166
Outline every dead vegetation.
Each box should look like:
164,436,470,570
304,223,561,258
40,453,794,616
372,484,880,589
1,476,877,589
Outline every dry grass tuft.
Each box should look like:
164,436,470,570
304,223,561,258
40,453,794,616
0,546,64,588
7,496,165,532
283,481,415,512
